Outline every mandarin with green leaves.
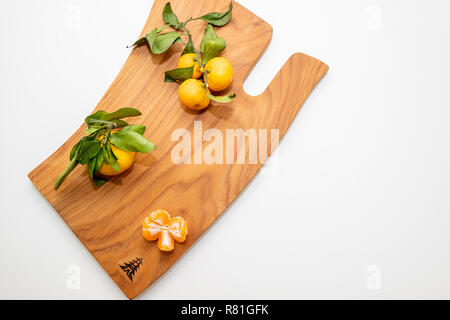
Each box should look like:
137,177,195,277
54,108,155,190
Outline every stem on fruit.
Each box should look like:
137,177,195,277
54,157,78,190
203,69,210,93
182,21,204,68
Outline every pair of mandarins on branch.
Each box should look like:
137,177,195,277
177,54,233,110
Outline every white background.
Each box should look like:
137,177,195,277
1,0,450,299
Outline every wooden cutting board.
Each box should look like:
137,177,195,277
28,0,328,299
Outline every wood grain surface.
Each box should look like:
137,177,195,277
28,0,328,299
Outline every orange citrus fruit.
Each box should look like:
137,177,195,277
204,57,233,92
178,79,211,110
177,53,202,79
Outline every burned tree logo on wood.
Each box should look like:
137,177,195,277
119,257,143,281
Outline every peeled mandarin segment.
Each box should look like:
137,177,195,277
168,217,188,243
150,209,170,226
142,216,152,227
158,229,175,252
142,221,161,241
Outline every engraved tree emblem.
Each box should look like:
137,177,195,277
119,257,143,281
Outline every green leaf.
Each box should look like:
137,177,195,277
88,157,96,179
121,125,146,135
110,130,156,153
95,152,104,172
164,66,194,83
201,37,226,65
69,140,83,161
162,2,182,29
85,110,109,126
199,2,233,26
145,28,159,48
200,24,217,53
77,140,102,165
107,142,118,160
157,24,171,33
102,146,111,165
200,24,226,64
78,140,102,164
129,25,169,48
182,37,196,55
106,143,120,172
84,127,103,136
102,143,116,165
110,159,120,172
93,176,107,186
103,108,142,121
128,37,147,48
151,31,181,54
207,91,236,103
85,109,139,129
110,119,129,128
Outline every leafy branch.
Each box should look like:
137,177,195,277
130,2,235,103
